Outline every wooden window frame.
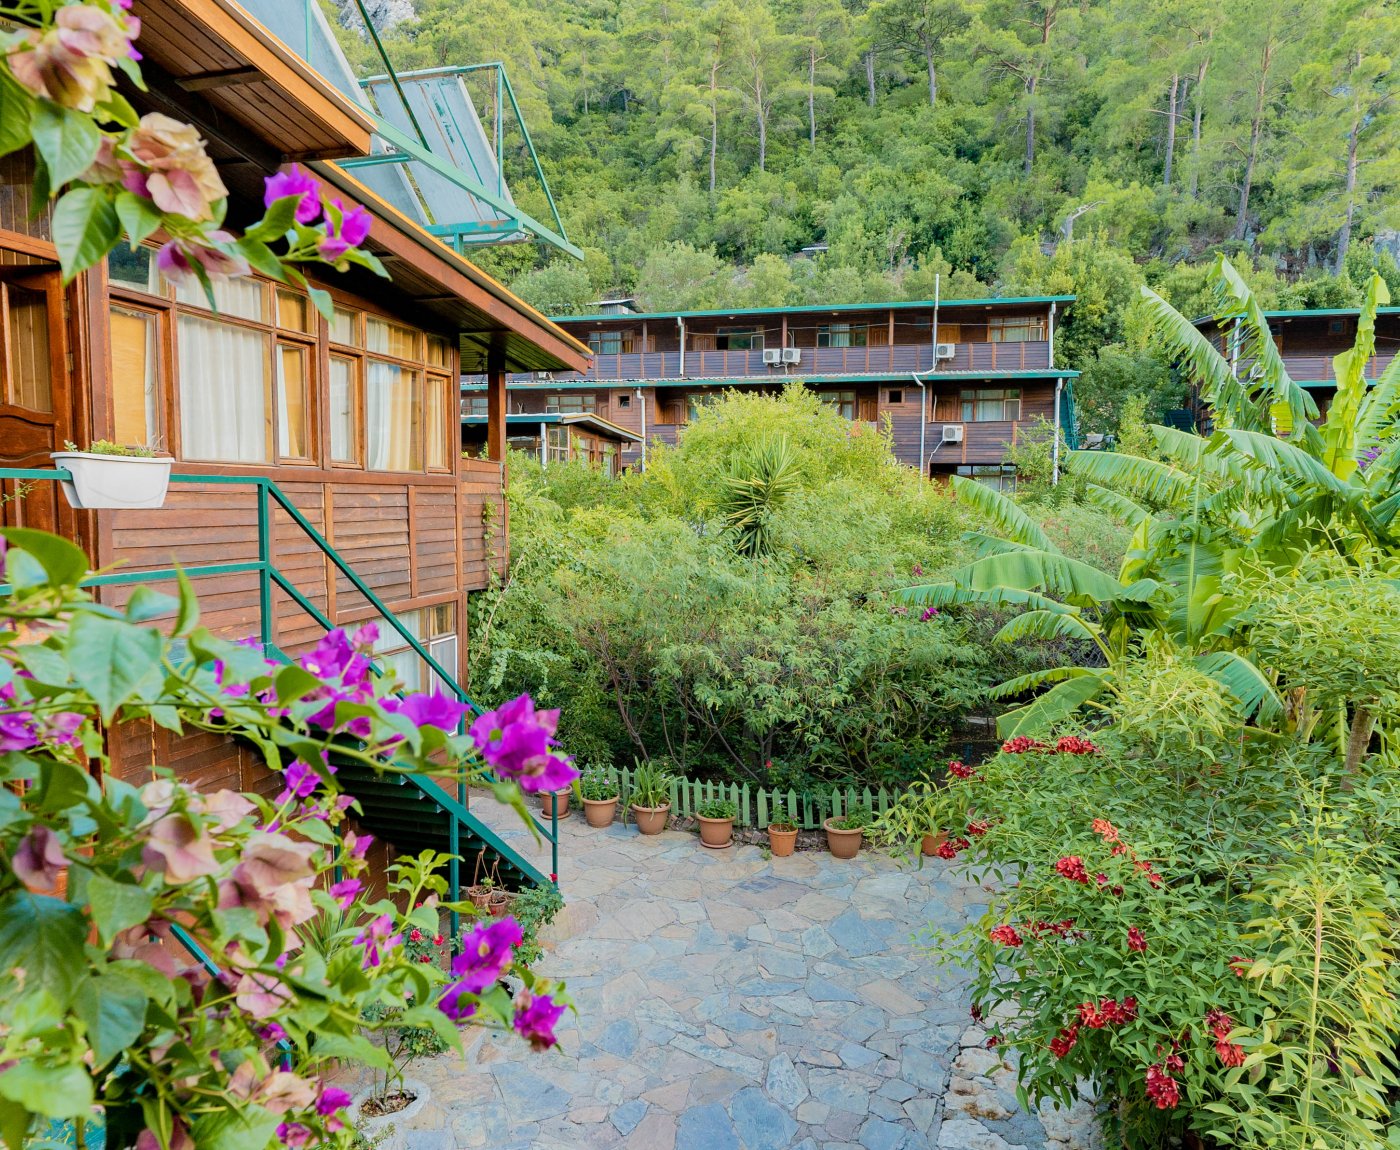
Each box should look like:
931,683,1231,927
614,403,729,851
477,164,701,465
108,300,167,450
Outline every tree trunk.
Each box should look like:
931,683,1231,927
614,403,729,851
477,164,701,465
1344,705,1375,774
808,49,818,147
708,59,720,194
925,44,937,107
865,50,877,107
1163,72,1178,187
757,99,767,170
1189,56,1208,198
1334,116,1360,274
1234,42,1274,241
1024,76,1037,175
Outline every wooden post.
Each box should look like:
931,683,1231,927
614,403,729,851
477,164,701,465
486,347,507,463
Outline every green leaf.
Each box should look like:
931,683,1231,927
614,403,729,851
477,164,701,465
0,1062,93,1120
191,1105,278,1150
948,473,1055,552
85,872,153,946
235,238,286,282
52,187,119,282
74,972,148,1066
124,586,179,623
172,566,201,635
0,72,34,161
93,89,141,130
306,285,333,321
995,674,1108,739
114,190,163,247
305,1033,392,1070
28,103,101,192
0,891,87,1007
0,1095,33,1150
66,613,164,719
32,758,92,813
1194,651,1284,723
0,528,89,588
993,609,1099,646
949,549,1145,610
242,195,301,243
273,663,324,704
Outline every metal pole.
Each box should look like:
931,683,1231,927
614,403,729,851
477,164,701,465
637,386,647,470
1053,378,1063,486
1047,301,1056,369
914,377,927,478
540,422,548,467
677,317,686,377
256,481,272,655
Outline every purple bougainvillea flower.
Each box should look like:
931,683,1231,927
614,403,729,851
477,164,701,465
449,917,523,993
155,232,249,286
317,1086,353,1116
142,814,220,883
384,691,469,733
512,991,565,1050
275,1123,313,1149
276,759,322,805
264,164,322,224
329,877,362,909
468,694,578,793
353,914,402,968
12,825,66,894
318,199,372,262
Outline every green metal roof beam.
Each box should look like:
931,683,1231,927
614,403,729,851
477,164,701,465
363,116,583,261
552,295,1077,324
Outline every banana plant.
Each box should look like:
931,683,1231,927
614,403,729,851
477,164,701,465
903,261,1399,740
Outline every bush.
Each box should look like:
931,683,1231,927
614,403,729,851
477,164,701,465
696,799,737,820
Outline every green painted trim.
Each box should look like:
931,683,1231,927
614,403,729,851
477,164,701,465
552,295,1077,324
460,369,1081,392
1191,305,1400,327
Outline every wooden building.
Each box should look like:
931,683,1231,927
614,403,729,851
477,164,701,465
0,0,588,865
463,296,1079,489
1194,306,1400,422
462,412,642,475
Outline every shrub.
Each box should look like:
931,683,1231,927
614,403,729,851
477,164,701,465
696,799,737,820
578,763,619,801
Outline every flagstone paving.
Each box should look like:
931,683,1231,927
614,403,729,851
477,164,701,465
368,810,1103,1150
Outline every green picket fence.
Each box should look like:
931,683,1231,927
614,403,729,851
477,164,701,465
611,765,898,831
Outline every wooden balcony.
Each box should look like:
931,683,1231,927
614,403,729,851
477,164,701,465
1279,351,1394,384
533,340,1053,383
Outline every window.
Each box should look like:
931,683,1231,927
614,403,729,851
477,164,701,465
546,393,596,414
366,362,420,470
821,390,857,420
329,355,360,465
617,393,631,410
367,317,419,361
588,330,633,355
276,344,311,461
277,290,313,334
960,388,1022,422
545,425,570,463
177,313,270,463
426,335,451,368
329,306,361,346
370,606,458,695
716,328,763,351
957,464,1017,492
110,305,159,446
817,323,868,348
886,388,904,405
108,246,159,294
988,315,1045,342
3,284,53,413
461,394,489,418
1328,318,1348,335
425,376,450,470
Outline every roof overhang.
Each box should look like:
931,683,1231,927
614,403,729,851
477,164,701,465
462,370,1079,391
462,412,643,442
312,166,591,375
1191,305,1400,327
551,295,1077,325
129,0,374,161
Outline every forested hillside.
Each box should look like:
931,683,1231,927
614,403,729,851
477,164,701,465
333,0,1400,431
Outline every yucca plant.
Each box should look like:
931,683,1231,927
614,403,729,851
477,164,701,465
903,259,1400,745
715,435,800,558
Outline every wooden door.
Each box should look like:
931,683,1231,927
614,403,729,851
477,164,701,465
0,266,77,537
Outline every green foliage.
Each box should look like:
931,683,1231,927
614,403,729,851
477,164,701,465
628,760,676,808
61,439,161,458
577,764,619,801
829,804,872,830
696,799,738,820
715,434,800,558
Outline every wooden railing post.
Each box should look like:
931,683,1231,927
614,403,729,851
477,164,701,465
486,347,508,463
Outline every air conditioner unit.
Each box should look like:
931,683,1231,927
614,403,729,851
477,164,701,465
534,371,554,380
935,343,957,361
781,347,801,364
941,423,964,444
762,348,783,365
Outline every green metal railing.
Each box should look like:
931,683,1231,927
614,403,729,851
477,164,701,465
0,468,560,915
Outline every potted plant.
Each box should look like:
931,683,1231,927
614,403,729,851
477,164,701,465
824,804,873,859
872,777,947,861
767,805,799,857
539,786,570,820
466,851,498,911
52,439,173,510
579,764,620,828
627,759,674,836
696,798,737,849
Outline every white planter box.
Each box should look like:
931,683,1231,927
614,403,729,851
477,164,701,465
346,1077,430,1150
51,451,173,510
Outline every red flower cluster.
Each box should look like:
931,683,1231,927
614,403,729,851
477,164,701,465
1028,919,1077,939
1095,873,1124,895
1055,855,1090,883
948,760,976,779
935,836,971,859
966,820,990,836
1135,860,1164,888
1145,1062,1181,1109
1055,735,1098,755
989,924,1023,947
985,1036,1000,1049
1079,996,1137,1028
1001,736,1047,754
1091,818,1120,843
1205,1010,1245,1066
1049,1024,1079,1058
1126,926,1147,952
1229,955,1250,978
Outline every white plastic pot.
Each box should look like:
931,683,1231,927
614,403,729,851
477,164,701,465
51,451,173,510
346,1077,430,1150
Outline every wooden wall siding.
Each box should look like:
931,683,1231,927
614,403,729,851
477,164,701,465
413,485,460,598
330,484,412,606
0,153,52,245
109,718,273,796
460,459,505,587
272,482,329,654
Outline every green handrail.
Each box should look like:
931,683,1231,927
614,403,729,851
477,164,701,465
0,467,561,898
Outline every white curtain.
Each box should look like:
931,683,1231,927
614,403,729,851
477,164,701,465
329,357,355,462
178,315,269,462
366,361,416,470
176,277,264,322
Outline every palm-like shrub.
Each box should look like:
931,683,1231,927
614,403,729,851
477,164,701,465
715,435,800,558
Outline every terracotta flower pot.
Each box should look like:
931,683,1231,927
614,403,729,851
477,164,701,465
921,830,949,856
767,825,798,857
489,890,513,917
631,803,670,836
540,789,570,820
467,886,493,911
582,796,619,828
824,818,864,860
697,815,734,849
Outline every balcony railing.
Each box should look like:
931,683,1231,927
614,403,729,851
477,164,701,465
1278,352,1394,383
520,340,1053,383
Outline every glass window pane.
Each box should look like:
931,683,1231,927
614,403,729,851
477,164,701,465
430,602,455,637
366,361,420,470
174,276,265,321
426,335,450,368
428,633,458,697
277,291,312,333
108,247,160,294
277,344,310,460
426,376,449,469
329,306,360,346
178,314,269,462
110,306,158,446
366,317,419,360
6,286,52,412
329,355,359,464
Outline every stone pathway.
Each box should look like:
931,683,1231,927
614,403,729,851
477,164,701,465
363,808,1102,1150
